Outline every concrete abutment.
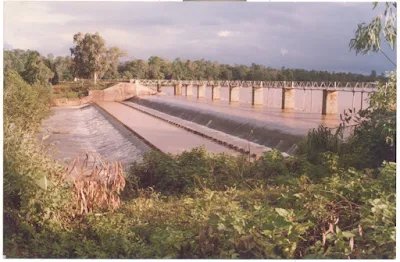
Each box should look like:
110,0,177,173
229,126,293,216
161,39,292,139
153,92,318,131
174,81,182,96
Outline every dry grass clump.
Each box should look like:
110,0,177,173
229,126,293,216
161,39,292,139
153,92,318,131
63,153,126,214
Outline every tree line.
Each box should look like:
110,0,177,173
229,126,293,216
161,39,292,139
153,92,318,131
4,32,387,87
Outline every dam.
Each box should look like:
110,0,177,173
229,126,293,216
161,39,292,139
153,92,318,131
42,79,377,167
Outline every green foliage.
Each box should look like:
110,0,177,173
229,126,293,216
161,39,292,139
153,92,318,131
22,52,54,86
3,73,74,258
349,2,396,65
118,56,384,82
128,148,297,195
70,32,125,84
4,71,52,131
6,46,387,83
4,50,54,86
344,71,396,168
296,125,344,164
298,70,396,169
7,148,394,258
51,81,115,99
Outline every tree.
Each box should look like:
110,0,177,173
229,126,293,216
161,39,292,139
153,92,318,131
171,58,186,80
70,32,109,84
148,56,166,79
4,49,35,75
349,2,396,66
184,60,195,80
193,59,207,80
22,52,53,86
103,46,126,79
54,56,74,82
219,65,233,80
343,2,396,167
231,65,248,80
369,69,377,81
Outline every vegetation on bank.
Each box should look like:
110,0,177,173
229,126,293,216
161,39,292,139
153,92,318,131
3,66,397,259
3,2,396,259
51,81,117,99
4,40,387,90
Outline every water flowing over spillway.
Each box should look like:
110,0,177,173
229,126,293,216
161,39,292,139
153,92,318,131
40,105,151,167
128,96,310,154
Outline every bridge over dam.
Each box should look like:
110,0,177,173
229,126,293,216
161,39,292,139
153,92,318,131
43,79,379,168
139,79,378,115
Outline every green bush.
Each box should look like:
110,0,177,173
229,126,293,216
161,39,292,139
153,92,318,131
12,158,394,258
4,71,52,131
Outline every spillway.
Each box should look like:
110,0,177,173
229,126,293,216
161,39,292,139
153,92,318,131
128,95,318,154
40,105,151,168
96,101,238,155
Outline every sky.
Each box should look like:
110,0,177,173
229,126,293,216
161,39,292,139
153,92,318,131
3,1,397,75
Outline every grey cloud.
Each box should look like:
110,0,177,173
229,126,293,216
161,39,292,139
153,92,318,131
4,2,396,74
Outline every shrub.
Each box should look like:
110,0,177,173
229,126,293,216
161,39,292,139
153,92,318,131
4,71,52,131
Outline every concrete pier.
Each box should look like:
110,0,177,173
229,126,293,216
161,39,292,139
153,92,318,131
212,85,221,100
185,83,193,96
229,85,240,103
252,84,264,106
322,90,338,115
197,84,206,98
174,81,182,96
282,88,295,110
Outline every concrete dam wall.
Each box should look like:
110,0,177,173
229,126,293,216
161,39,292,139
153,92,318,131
52,81,157,107
40,105,151,168
128,97,303,154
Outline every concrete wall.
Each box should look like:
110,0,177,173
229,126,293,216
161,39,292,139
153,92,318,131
52,81,156,107
174,82,182,96
52,98,83,107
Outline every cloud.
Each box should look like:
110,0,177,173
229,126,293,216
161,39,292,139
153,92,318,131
4,2,74,25
217,30,233,37
3,2,396,74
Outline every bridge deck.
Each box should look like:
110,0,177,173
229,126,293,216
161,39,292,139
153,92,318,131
96,101,238,155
